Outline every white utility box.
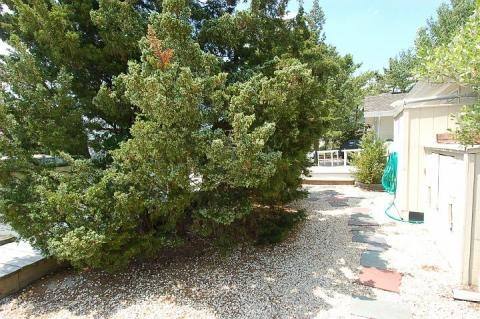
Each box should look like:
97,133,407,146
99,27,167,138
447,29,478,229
424,143,480,288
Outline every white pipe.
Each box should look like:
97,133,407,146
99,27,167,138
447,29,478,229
400,93,477,106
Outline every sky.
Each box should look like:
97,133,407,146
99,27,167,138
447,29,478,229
295,0,446,72
0,1,446,72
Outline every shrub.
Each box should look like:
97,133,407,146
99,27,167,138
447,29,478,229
255,209,306,245
352,132,387,184
207,208,306,254
0,0,357,270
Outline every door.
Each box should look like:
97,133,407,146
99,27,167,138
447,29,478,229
436,154,465,280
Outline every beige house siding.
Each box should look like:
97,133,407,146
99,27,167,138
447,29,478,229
395,104,461,216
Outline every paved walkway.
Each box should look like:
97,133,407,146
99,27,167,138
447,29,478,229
1,186,479,318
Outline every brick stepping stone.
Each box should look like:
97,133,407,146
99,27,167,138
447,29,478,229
349,226,379,232
352,234,389,249
352,233,387,244
360,251,390,270
348,213,379,227
350,297,411,319
350,228,387,236
358,266,403,293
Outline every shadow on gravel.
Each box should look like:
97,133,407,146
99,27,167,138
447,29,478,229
0,189,373,319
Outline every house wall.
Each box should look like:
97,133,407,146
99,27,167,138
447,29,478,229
365,116,394,141
394,104,461,217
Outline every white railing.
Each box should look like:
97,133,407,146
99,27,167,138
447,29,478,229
342,149,361,166
314,149,361,167
317,150,339,166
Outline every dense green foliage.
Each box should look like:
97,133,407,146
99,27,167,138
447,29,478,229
382,49,417,93
417,7,480,145
416,0,476,59
322,68,368,147
363,50,417,95
417,8,479,84
352,132,386,185
456,102,480,145
0,0,360,269
255,209,306,245
365,0,476,95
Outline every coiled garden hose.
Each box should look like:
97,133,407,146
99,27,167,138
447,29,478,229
381,152,423,224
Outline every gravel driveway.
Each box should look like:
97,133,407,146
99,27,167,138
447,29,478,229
1,185,479,319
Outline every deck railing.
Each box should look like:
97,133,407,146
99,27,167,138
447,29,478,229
314,149,361,167
342,149,361,166
317,150,339,166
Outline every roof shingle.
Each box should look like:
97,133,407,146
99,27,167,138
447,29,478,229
363,93,407,115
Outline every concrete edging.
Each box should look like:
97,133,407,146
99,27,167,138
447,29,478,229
0,257,64,299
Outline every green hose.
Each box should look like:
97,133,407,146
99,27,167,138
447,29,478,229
381,152,423,224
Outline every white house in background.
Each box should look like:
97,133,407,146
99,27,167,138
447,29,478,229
391,81,480,290
363,92,408,141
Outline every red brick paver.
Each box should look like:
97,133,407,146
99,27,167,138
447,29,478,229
358,266,403,293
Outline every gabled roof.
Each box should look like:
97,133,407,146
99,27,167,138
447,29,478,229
364,92,408,118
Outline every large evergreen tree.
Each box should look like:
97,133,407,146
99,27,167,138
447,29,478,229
1,0,359,269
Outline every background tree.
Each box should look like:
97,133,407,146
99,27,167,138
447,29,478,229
382,49,417,93
307,0,326,41
417,8,480,145
371,0,475,96
360,71,388,96
416,0,476,56
321,57,369,148
415,0,478,146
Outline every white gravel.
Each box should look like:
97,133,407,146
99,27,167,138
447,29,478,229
1,185,479,319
